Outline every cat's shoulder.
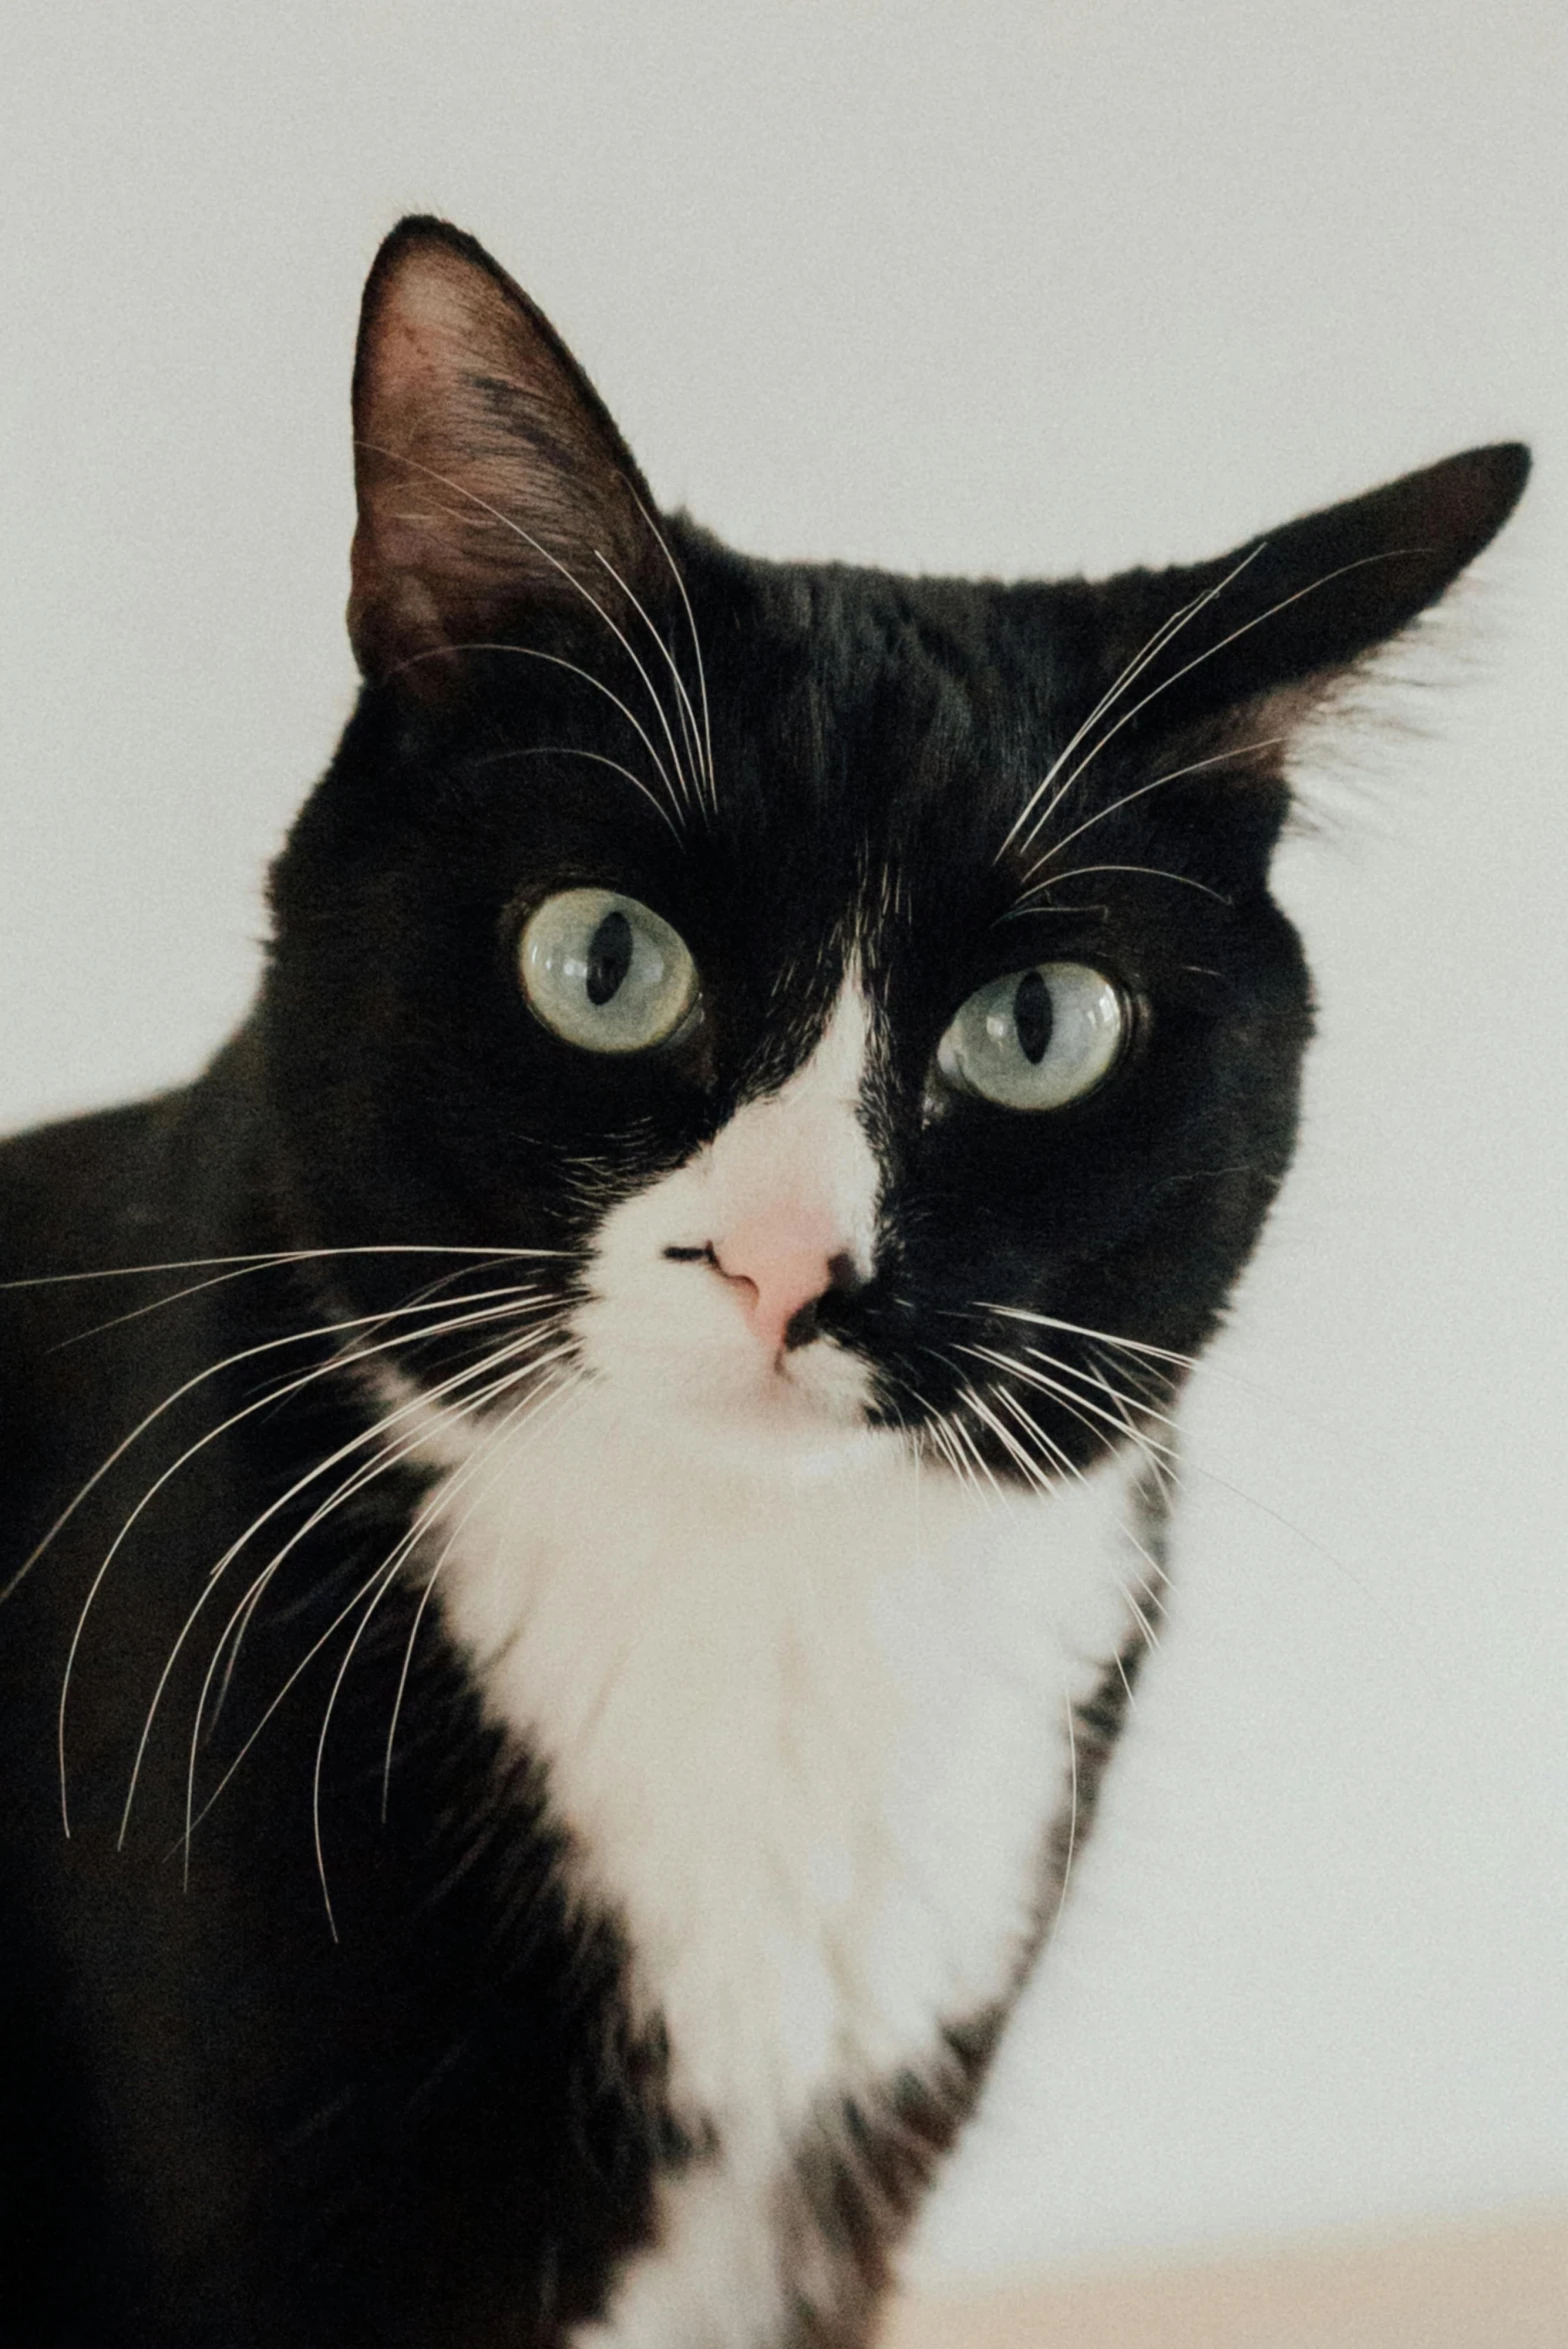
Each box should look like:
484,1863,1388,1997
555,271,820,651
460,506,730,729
0,1029,269,1291
0,1096,176,1285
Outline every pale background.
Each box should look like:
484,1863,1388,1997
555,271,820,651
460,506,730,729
3,0,1564,2294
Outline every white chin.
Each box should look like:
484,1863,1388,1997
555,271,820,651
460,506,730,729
618,1346,881,1474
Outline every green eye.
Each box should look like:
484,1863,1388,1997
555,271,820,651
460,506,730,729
936,962,1127,1109
518,889,698,1054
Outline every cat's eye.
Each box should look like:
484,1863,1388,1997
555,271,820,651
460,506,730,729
935,962,1127,1110
518,889,699,1054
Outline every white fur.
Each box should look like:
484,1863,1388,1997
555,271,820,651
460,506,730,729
403,988,1144,2345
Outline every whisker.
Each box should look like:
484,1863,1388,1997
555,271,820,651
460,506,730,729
468,743,682,839
1109,1643,1140,1716
54,1283,563,1827
197,1283,566,1738
995,544,1269,860
1,1240,569,1303
1080,1347,1188,1453
1016,543,1426,868
309,1368,581,1930
174,1334,578,1876
985,1379,1083,1481
379,1364,592,1816
427,640,691,830
1004,861,1232,912
592,548,709,813
114,1314,571,1845
954,1364,1166,1666
629,489,715,807
191,1314,575,1733
57,1247,557,1356
963,1302,1203,1376
959,1383,1060,1497
956,1342,1179,1472
1015,736,1289,891
187,1352,585,1906
1124,1598,1161,1659
942,1402,1007,1502
884,1364,982,1504
356,439,700,821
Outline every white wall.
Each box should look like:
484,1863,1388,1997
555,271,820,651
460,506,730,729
3,0,1563,2283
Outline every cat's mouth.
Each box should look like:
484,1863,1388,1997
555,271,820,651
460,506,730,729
614,1311,875,1443
568,1243,880,1472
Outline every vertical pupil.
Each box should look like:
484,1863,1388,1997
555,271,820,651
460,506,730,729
1014,968,1053,1064
585,910,634,1007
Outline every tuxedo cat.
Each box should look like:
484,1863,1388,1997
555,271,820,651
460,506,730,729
0,218,1527,2347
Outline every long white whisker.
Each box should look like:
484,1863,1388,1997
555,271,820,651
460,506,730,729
960,1383,1055,1494
120,1317,571,1846
55,1284,562,1827
309,1364,585,1932
357,441,699,820
469,743,681,840
8,1248,570,1613
995,547,1269,860
976,1347,1202,1657
1015,736,1290,889
593,549,709,811
192,1317,575,1736
1119,1532,1168,1649
379,1364,592,1817
1102,1626,1143,1716
930,1419,978,1498
431,640,691,830
1078,1346,1189,1450
630,490,715,805
197,1285,566,1737
2,1241,568,1299
1005,861,1232,911
64,1251,557,1355
176,1335,578,1875
944,1401,1008,1502
1017,545,1424,864
191,1347,585,1884
985,1379,1083,1481
957,1342,1178,1469
967,1371,1166,1668
965,1302,1202,1375
202,1330,567,1760
923,1409,977,1498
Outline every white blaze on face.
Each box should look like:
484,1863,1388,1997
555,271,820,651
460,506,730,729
573,977,884,1455
405,967,1146,2349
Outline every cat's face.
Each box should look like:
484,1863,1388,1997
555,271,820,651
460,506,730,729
261,220,1525,1490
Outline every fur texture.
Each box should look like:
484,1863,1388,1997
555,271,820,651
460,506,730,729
0,218,1526,2345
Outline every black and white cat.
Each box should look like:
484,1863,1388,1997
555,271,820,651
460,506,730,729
0,218,1527,2347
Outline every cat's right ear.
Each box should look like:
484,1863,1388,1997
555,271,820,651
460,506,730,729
1083,442,1531,739
347,217,659,690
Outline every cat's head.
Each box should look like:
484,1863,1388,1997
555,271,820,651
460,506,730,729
262,218,1526,1486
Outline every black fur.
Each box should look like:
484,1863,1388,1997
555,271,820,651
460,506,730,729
0,218,1527,2344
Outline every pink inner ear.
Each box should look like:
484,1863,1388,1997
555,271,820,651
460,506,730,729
713,1210,843,1354
348,219,659,684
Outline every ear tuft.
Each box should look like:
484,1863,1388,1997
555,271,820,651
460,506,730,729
347,217,659,686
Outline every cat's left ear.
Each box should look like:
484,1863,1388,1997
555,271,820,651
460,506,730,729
1086,441,1531,742
348,216,660,688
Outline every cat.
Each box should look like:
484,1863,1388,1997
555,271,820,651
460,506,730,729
0,215,1527,2349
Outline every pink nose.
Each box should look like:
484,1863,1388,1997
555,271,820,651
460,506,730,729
713,1212,842,1354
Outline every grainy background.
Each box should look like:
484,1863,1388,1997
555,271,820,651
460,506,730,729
2,0,1563,2287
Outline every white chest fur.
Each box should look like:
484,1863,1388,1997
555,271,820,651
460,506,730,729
421,1390,1140,2346
390,984,1149,2342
